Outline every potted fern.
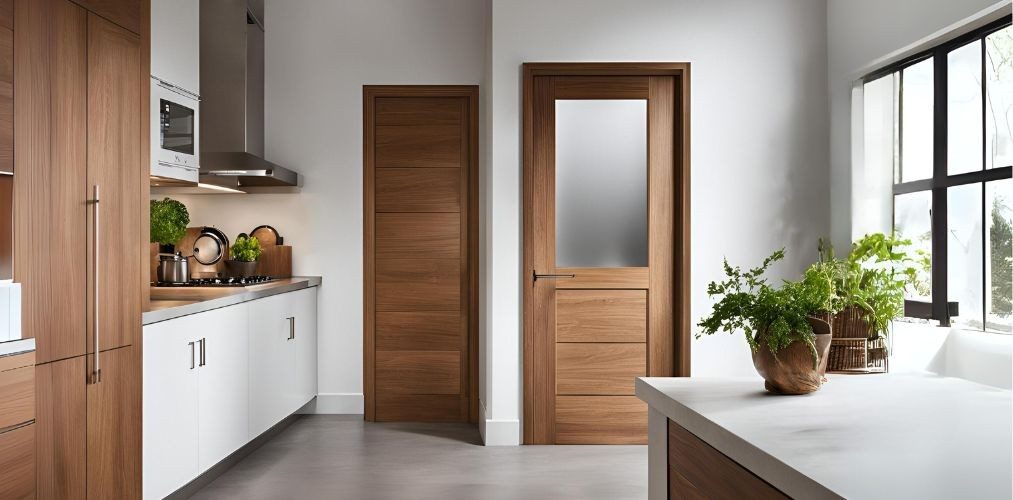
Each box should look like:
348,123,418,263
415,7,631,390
698,249,841,394
226,233,262,277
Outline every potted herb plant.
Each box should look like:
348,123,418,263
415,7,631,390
698,249,841,394
150,198,190,253
819,233,920,371
226,233,262,277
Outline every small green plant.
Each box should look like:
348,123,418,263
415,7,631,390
229,234,262,262
150,198,190,246
820,232,919,339
697,249,840,365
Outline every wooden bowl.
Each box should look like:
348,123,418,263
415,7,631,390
751,316,833,395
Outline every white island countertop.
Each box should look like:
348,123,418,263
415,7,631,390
636,374,1012,499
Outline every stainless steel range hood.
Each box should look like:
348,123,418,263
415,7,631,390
199,0,300,190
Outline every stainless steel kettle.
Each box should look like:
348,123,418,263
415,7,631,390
157,252,190,284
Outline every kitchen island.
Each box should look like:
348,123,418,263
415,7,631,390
636,375,1012,500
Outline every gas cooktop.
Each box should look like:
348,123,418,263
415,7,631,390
154,276,279,287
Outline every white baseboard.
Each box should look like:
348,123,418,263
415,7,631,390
299,393,364,414
479,400,520,446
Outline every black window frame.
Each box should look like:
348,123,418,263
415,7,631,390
863,16,1013,328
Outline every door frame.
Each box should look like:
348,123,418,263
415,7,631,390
362,85,479,422
522,63,691,443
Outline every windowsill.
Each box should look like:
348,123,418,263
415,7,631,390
891,321,1012,389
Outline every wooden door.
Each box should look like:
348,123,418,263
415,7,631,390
87,345,141,499
14,0,89,364
87,12,141,356
523,64,691,444
364,86,478,422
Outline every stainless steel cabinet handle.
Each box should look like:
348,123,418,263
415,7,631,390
532,271,575,281
89,185,101,384
199,338,206,367
189,341,196,370
287,317,295,340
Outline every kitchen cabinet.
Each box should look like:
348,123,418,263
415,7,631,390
143,304,249,499
14,0,147,497
143,286,317,497
150,0,198,92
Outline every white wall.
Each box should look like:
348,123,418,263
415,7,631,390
485,0,831,443
175,0,488,414
826,0,1007,249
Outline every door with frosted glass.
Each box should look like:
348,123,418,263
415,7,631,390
523,67,689,445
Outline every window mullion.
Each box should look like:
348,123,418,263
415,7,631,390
932,48,950,326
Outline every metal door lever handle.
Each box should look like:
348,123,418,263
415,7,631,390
532,271,576,281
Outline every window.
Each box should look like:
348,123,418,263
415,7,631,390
863,19,1013,333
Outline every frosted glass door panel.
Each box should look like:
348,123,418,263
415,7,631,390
555,99,647,268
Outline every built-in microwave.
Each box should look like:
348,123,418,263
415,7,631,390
151,76,200,184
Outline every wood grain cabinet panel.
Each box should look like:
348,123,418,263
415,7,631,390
35,355,87,500
0,422,35,500
375,124,462,168
73,0,140,34
375,167,460,212
375,350,460,395
0,364,34,429
555,396,647,445
375,259,460,311
556,290,647,343
375,97,462,125
0,19,11,173
87,346,141,500
555,343,645,395
376,311,461,351
376,213,460,260
668,419,788,499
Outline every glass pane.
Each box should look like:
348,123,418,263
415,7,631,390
894,191,932,300
948,183,983,330
160,99,195,155
986,179,1012,333
555,99,647,268
986,26,1013,169
901,58,934,182
947,40,983,175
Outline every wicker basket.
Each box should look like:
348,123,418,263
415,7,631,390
825,306,888,374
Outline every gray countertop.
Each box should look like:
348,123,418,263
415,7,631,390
637,374,1012,500
0,338,35,357
143,276,322,325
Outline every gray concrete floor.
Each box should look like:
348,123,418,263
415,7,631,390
191,415,647,500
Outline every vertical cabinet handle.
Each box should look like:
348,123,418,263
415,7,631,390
287,317,295,340
90,185,101,384
188,341,196,370
199,338,206,367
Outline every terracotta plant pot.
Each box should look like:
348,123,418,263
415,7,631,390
751,316,833,395
225,260,258,278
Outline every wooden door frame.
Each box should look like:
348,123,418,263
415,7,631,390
362,85,479,422
522,63,691,444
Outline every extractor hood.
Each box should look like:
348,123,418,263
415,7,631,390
198,0,300,190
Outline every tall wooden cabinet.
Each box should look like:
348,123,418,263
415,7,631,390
14,0,148,497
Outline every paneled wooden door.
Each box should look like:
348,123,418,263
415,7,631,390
363,86,478,422
523,64,691,444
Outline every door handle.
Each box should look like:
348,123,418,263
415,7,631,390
89,184,101,384
198,338,206,366
188,341,196,370
287,317,295,340
532,270,575,281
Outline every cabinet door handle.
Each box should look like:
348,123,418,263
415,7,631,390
188,341,196,370
89,184,101,384
287,317,295,340
199,338,206,367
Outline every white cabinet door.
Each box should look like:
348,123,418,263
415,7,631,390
293,287,318,407
143,317,199,500
150,0,199,93
197,303,250,473
248,294,295,438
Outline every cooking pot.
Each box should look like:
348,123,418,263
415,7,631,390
157,252,190,284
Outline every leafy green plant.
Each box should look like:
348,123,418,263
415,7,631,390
819,233,918,339
149,198,190,246
697,249,840,365
229,234,262,262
